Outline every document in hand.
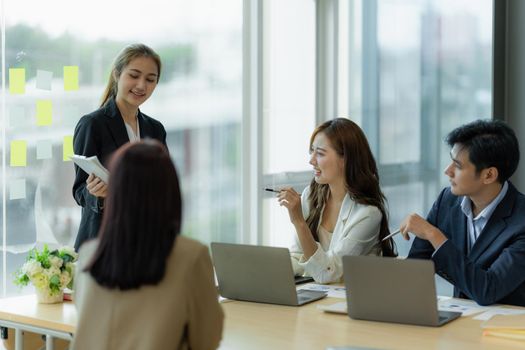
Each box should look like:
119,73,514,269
482,314,525,341
70,155,109,183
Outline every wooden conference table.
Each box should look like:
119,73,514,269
0,295,74,350
0,294,523,350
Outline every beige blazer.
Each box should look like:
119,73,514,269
71,236,224,350
291,185,382,283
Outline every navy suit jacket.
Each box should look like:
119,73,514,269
72,98,167,250
408,182,525,306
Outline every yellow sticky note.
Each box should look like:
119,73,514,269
63,135,74,161
36,100,53,126
64,66,79,91
9,68,25,94
10,140,27,167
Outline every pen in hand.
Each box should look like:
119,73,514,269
382,229,401,242
264,188,281,193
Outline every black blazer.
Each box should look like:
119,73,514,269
72,98,167,250
408,183,525,306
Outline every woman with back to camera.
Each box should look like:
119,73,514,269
71,140,224,350
72,43,167,251
277,118,396,283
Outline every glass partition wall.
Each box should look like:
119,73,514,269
1,0,242,296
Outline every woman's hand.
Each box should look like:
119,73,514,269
278,187,317,259
277,187,305,226
86,174,108,198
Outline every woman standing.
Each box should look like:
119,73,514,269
278,118,396,283
72,140,223,350
72,43,167,250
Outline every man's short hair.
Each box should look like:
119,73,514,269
446,119,520,183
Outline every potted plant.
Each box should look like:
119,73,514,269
14,245,78,303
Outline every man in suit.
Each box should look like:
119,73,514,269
401,119,525,306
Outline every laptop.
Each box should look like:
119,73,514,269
342,256,461,326
211,242,327,306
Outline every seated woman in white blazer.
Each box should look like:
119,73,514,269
277,118,397,283
72,140,223,350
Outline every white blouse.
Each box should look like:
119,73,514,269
290,185,382,284
124,118,141,142
318,225,333,251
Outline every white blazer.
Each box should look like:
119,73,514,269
291,186,382,283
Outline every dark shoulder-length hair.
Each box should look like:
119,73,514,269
86,139,182,290
306,118,396,257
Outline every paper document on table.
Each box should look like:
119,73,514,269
298,283,346,299
71,155,109,183
318,301,347,314
321,296,488,316
437,296,488,317
482,314,525,329
218,296,235,303
473,308,525,321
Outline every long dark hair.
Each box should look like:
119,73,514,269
86,140,182,290
306,118,396,257
100,43,162,107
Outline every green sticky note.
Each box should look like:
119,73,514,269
63,135,74,161
10,140,27,167
64,66,79,91
9,68,25,94
36,100,53,126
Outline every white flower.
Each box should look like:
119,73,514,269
49,256,63,268
60,271,71,287
30,272,49,290
22,260,43,277
15,245,79,292
59,247,78,260
44,266,61,279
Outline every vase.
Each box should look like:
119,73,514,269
35,288,63,304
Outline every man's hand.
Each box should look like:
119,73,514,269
400,213,447,249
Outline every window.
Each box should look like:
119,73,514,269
261,0,316,247
2,0,242,295
261,0,494,264
337,0,493,256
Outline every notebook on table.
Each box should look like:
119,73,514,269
211,242,326,306
342,256,461,327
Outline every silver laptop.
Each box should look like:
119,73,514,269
211,242,327,306
342,256,461,326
